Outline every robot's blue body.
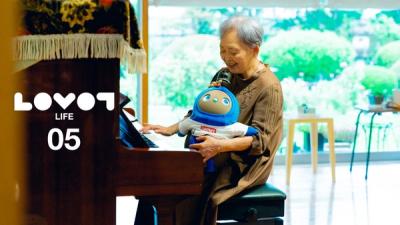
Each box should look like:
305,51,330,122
178,86,257,173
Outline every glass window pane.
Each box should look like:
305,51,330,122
149,6,400,154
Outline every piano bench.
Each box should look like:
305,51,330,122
217,183,286,225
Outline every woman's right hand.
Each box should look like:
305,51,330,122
141,124,177,136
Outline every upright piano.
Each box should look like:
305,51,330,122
21,59,203,225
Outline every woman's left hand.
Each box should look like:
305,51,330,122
189,136,223,163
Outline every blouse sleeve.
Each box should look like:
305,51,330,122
248,83,283,156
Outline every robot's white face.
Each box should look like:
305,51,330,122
198,90,232,114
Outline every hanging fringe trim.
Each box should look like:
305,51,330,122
13,34,147,74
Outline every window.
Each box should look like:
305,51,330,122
148,6,400,156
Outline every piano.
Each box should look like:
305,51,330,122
20,59,204,225
116,146,203,225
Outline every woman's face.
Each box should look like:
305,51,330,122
220,29,257,74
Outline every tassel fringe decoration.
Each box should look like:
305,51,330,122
13,34,147,74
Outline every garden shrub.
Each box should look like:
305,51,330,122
369,14,400,48
260,29,355,82
392,60,400,74
151,34,223,108
390,59,400,88
373,41,400,67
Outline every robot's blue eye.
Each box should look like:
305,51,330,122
222,98,230,105
203,94,211,102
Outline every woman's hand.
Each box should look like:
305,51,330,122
141,124,177,136
189,136,223,163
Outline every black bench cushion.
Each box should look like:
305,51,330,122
218,183,286,221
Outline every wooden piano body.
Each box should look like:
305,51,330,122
21,59,203,225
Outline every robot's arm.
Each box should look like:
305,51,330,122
178,118,194,137
228,123,259,137
245,126,258,136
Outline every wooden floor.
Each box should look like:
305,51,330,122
269,161,400,225
116,161,400,225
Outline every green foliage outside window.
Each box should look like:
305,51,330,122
282,65,365,116
260,30,355,82
151,34,223,108
187,8,263,35
281,65,366,144
360,65,397,96
369,14,400,48
373,41,400,68
392,60,400,73
149,7,400,152
391,60,400,88
378,10,400,24
273,9,362,32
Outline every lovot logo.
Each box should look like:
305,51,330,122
14,92,114,111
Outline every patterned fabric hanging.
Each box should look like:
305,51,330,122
14,0,146,73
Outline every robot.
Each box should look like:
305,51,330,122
178,85,258,173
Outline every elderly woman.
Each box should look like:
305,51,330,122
142,16,283,225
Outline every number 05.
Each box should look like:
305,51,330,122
48,128,81,151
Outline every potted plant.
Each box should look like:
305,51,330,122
360,65,397,105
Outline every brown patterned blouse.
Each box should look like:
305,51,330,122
210,63,284,206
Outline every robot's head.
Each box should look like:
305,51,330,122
191,86,239,126
198,89,232,114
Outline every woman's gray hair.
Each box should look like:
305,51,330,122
219,16,264,48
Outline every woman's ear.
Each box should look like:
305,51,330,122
253,45,260,56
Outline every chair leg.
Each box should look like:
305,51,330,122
365,112,378,180
392,124,400,149
350,110,363,172
286,120,295,185
382,123,391,150
310,122,318,174
377,126,381,151
327,119,336,182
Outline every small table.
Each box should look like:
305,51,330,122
350,106,399,179
286,116,336,185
